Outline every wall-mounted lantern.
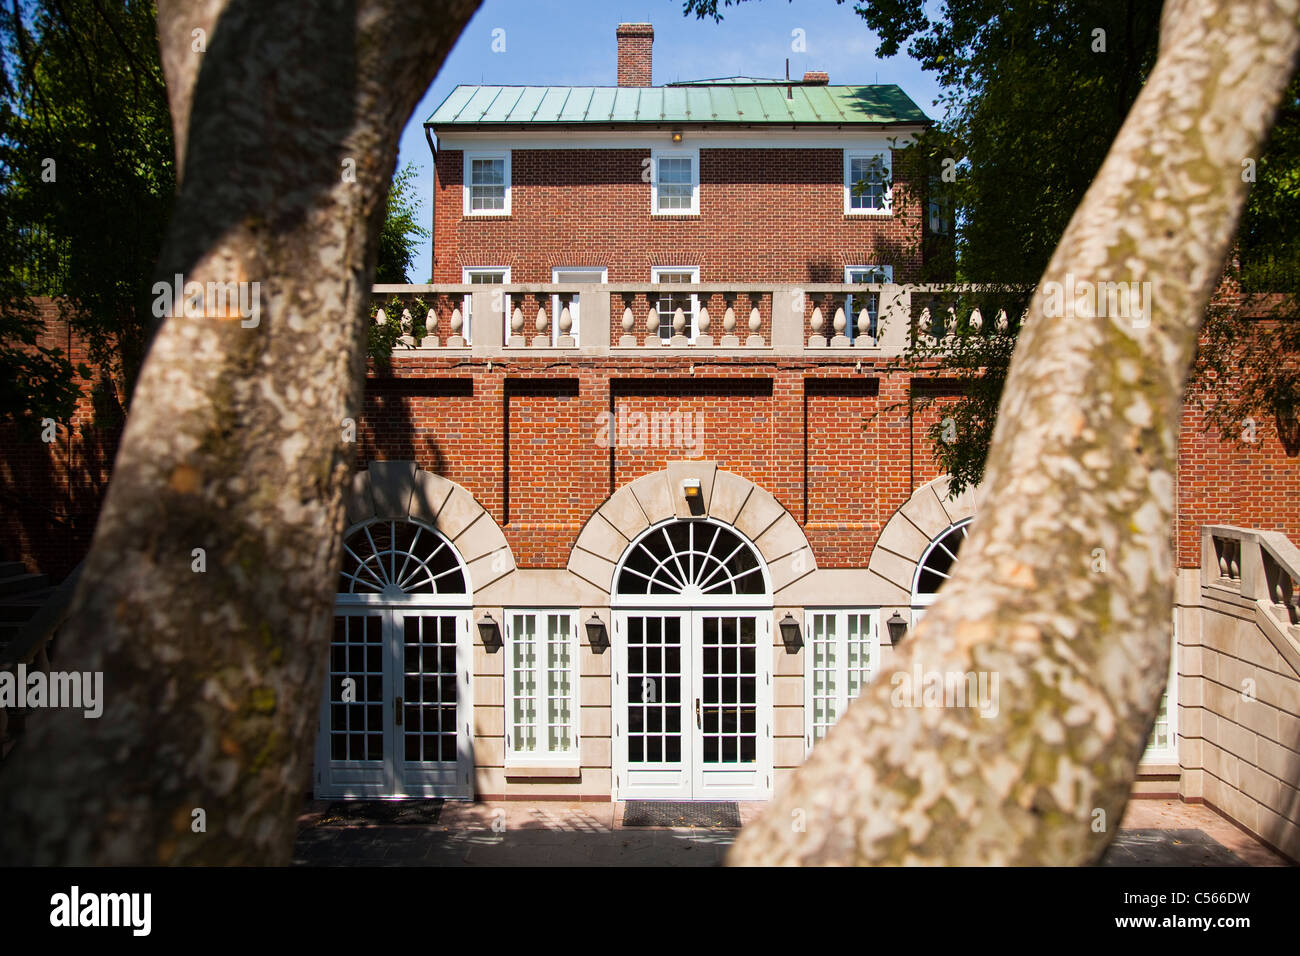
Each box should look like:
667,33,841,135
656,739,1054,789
671,129,684,144
681,478,705,516
778,612,803,653
477,611,502,652
585,612,609,653
886,610,908,646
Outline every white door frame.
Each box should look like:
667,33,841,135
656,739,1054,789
461,265,510,346
612,608,773,801
550,266,606,346
650,265,700,344
315,605,474,800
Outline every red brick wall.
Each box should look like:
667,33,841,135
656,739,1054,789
0,299,121,580
4,301,1297,581
1175,399,1300,568
433,147,926,284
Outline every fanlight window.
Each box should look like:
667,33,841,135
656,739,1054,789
616,520,765,596
339,519,466,595
915,520,969,597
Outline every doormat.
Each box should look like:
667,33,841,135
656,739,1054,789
622,801,741,828
312,799,445,827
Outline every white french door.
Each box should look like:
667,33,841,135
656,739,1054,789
613,610,772,800
315,607,473,799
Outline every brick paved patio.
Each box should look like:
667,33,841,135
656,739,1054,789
292,798,1294,867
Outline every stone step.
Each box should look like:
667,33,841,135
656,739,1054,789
0,573,48,597
0,561,27,579
0,590,54,621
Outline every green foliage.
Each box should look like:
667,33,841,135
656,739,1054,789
1240,75,1300,292
367,295,428,370
1191,270,1300,451
0,0,174,424
374,162,429,285
687,0,1299,484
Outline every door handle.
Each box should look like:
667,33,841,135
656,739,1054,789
695,698,701,730
395,696,403,726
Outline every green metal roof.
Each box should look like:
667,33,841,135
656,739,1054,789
427,84,930,128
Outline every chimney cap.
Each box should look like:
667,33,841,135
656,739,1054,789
617,23,655,36
802,71,829,85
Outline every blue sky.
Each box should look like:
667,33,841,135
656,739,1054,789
396,0,943,281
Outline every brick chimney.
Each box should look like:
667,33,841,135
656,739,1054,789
617,23,654,87
802,71,829,85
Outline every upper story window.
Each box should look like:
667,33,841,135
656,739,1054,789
844,149,892,216
463,151,511,216
651,148,699,216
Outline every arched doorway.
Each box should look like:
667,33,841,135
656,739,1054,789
315,516,474,799
611,517,774,801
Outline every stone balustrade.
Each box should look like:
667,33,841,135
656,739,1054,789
370,282,1026,357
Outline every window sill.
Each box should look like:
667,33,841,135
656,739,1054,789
463,214,512,220
651,212,701,219
844,210,894,218
504,765,582,779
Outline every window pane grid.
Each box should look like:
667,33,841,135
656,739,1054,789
508,611,577,760
510,613,538,753
626,616,683,766
850,154,887,210
401,615,459,764
810,613,838,743
546,614,573,753
655,157,694,211
700,616,758,764
470,158,506,212
807,611,876,749
328,614,384,762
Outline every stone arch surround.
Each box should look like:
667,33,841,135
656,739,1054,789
866,475,981,600
567,462,817,596
342,460,516,595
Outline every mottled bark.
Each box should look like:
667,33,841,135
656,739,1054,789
732,0,1300,865
0,0,480,864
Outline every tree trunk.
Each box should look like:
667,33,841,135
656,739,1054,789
0,0,480,865
730,0,1300,865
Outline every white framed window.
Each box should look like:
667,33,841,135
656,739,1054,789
651,266,699,343
804,610,879,750
463,151,511,216
844,149,892,215
1142,617,1179,763
650,148,699,216
845,265,894,343
505,610,580,765
550,267,606,346
461,266,510,345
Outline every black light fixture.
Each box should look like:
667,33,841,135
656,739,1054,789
886,610,908,645
585,612,609,653
778,612,803,653
477,611,502,652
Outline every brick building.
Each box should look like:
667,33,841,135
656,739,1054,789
2,23,1298,859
